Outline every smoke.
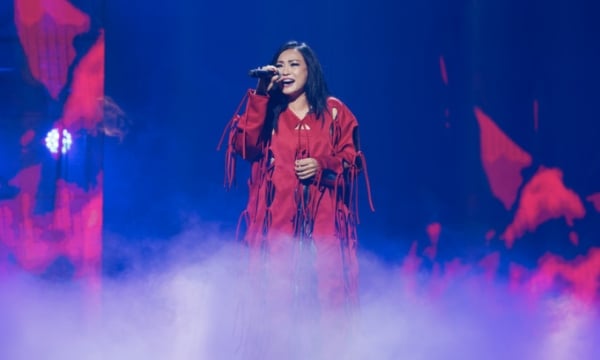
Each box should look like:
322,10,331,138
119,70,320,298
1,221,599,360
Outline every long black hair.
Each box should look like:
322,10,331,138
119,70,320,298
265,41,330,133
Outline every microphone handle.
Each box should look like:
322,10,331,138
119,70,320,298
248,68,278,78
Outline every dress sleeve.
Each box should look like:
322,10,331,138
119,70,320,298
315,99,375,212
314,99,360,177
230,89,270,161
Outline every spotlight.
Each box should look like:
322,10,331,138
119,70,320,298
45,128,73,155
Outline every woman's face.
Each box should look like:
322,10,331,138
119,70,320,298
275,49,308,99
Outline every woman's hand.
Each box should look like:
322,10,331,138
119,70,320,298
295,158,320,180
256,65,281,95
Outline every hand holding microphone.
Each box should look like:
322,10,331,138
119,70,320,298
249,65,280,94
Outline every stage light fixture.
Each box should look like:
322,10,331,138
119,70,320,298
45,128,73,155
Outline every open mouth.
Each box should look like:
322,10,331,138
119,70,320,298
281,79,295,86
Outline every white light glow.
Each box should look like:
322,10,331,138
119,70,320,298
45,128,73,154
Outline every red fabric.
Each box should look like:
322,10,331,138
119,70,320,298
228,90,362,310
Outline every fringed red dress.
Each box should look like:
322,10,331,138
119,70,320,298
223,90,371,311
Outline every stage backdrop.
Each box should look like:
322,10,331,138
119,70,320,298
1,0,599,305
0,0,104,294
100,0,600,303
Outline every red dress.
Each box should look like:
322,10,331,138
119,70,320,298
224,90,370,311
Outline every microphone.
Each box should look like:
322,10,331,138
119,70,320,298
248,68,279,78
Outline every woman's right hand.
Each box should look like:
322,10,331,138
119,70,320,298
256,65,280,95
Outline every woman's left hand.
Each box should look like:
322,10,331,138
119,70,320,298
295,158,320,180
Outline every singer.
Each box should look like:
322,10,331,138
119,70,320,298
222,40,374,337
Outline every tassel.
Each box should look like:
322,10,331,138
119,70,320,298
217,91,250,189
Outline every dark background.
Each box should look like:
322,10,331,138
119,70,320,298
4,0,599,275
101,0,600,268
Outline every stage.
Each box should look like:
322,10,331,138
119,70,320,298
1,0,599,358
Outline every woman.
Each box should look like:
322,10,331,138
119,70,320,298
223,41,373,316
